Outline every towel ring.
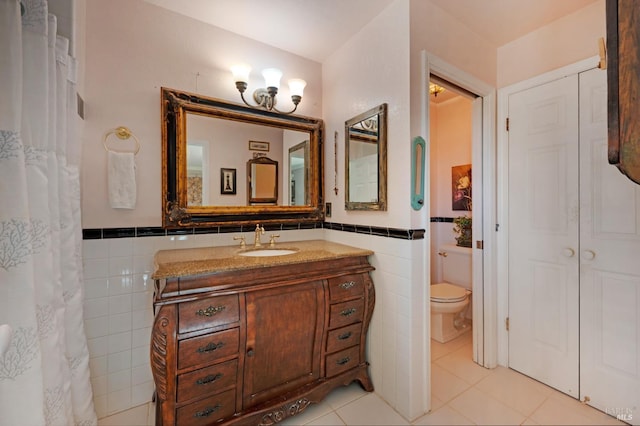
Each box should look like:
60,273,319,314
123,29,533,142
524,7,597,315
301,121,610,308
103,126,140,155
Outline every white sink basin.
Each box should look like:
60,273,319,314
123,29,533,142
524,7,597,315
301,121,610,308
239,248,298,257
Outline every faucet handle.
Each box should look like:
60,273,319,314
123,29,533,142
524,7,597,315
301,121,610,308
269,234,280,247
233,236,246,248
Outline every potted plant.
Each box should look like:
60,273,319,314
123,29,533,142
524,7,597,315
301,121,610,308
453,216,472,248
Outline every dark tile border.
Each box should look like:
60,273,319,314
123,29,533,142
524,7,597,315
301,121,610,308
430,217,455,223
82,221,426,241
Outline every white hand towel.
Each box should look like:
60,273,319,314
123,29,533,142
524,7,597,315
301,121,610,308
108,151,137,209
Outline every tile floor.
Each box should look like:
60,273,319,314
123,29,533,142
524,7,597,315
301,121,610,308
98,332,625,425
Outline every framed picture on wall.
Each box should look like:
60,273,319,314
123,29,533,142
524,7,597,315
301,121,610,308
221,168,236,195
249,140,270,152
452,164,472,211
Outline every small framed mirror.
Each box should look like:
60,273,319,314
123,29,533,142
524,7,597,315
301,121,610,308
289,140,309,206
247,157,278,204
345,103,388,210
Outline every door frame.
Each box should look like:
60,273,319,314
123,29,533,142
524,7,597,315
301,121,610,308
422,51,497,374
496,55,601,366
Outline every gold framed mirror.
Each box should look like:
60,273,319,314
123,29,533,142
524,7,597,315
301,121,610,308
345,103,388,211
161,87,324,227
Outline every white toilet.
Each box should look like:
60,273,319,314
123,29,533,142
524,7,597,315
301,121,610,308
431,244,472,343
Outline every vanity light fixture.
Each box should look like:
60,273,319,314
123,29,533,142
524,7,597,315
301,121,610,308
231,65,306,114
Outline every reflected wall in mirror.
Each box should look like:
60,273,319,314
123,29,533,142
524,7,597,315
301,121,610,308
289,140,309,206
345,103,388,211
162,87,324,227
248,157,278,204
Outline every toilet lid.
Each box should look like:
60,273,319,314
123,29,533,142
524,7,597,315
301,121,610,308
431,283,468,302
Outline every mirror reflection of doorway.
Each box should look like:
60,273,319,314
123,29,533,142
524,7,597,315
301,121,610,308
288,140,309,206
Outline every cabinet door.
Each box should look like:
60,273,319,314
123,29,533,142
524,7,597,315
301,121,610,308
243,281,324,409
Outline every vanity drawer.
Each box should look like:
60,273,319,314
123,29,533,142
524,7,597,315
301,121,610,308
177,359,238,403
175,388,235,426
325,345,360,378
328,274,365,301
178,328,239,370
326,323,362,354
178,295,239,334
328,298,365,330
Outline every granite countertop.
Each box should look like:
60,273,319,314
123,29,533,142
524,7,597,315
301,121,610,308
152,239,373,279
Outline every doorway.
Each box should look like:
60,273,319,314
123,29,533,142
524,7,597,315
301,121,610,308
423,52,498,413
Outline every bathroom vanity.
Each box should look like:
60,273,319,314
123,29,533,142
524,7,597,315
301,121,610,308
150,240,375,425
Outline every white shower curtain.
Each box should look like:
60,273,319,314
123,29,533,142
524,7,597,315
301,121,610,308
0,0,97,424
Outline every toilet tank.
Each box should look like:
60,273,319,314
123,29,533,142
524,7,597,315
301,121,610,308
440,244,472,290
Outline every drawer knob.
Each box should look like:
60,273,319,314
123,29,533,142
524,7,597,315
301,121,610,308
194,404,221,418
247,348,255,357
340,308,357,317
196,305,226,317
340,281,356,290
196,373,223,386
197,341,225,353
336,357,351,365
337,332,353,340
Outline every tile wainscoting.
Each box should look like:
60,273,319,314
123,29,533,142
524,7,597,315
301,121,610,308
82,223,425,418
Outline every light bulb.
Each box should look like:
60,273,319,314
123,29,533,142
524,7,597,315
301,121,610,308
288,79,307,97
262,68,283,89
231,65,251,83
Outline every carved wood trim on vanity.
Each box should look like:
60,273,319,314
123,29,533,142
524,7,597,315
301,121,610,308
151,250,375,425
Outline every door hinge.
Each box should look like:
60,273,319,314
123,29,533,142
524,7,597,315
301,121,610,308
476,240,484,249
506,117,510,131
506,317,510,331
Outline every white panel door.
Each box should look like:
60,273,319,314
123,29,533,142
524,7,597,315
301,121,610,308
579,67,640,424
507,75,580,397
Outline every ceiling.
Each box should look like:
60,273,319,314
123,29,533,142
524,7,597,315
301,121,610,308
143,0,599,63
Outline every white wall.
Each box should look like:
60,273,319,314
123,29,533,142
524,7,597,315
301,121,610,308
429,96,473,283
497,0,605,88
81,0,322,228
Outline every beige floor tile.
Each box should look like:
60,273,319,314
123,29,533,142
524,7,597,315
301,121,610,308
279,400,334,425
474,366,551,417
336,393,409,425
98,404,148,426
307,411,347,425
323,382,369,410
448,387,527,425
435,346,492,385
541,391,625,425
529,396,617,425
413,404,476,425
431,364,470,403
429,394,445,412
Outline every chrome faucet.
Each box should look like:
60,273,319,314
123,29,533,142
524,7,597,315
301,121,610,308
253,224,265,247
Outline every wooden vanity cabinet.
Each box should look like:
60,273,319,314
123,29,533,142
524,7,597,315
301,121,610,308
151,255,375,426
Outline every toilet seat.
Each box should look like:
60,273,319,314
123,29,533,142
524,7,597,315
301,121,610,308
431,283,469,303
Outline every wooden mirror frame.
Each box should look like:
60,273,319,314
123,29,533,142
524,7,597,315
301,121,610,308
161,87,324,228
345,103,388,211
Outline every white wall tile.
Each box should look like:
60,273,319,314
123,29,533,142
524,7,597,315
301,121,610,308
84,258,108,279
84,297,108,319
131,345,148,368
87,336,108,358
108,312,132,335
107,331,132,354
131,381,154,407
90,355,108,377
83,239,108,260
84,278,109,301
108,276,133,296
85,316,109,339
91,374,108,397
107,387,132,415
109,256,134,277
108,238,134,258
107,350,132,374
107,369,131,393
131,364,151,386
109,294,132,315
